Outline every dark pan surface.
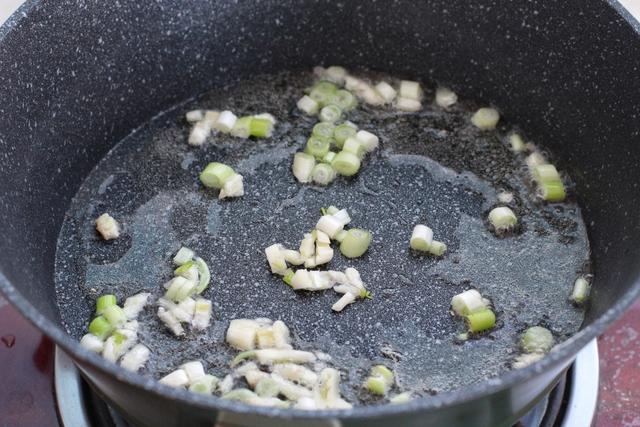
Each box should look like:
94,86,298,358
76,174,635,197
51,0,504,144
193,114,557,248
54,71,589,404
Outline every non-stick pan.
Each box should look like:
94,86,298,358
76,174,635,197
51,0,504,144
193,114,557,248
1,1,639,426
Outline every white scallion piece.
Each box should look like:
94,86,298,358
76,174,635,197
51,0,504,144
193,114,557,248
157,307,184,336
497,192,514,204
203,110,220,126
254,112,277,125
177,298,196,322
295,397,318,410
226,319,260,350
218,173,244,200
310,271,333,289
273,364,318,388
160,369,190,388
80,334,104,353
188,121,211,146
356,130,379,152
313,246,334,266
410,224,434,252
325,66,348,85
398,80,423,101
332,292,356,312
232,349,317,366
282,249,305,266
191,298,212,330
571,277,591,304
435,86,458,108
175,264,199,282
297,95,320,115
123,292,151,320
509,133,526,152
299,233,315,259
102,329,136,363
272,320,292,349
215,110,238,133
488,206,518,233
451,289,487,316
316,215,345,239
364,365,395,395
521,326,554,354
181,361,206,384
270,373,313,400
290,269,312,290
95,213,120,240
374,81,397,103
471,107,500,130
173,247,195,265
245,370,270,389
292,152,316,183
328,270,350,286
189,374,219,395
331,208,351,226
311,163,337,186
186,110,204,122
120,344,150,372
218,375,235,394
395,97,422,112
314,368,352,409
122,320,139,332
164,276,195,302
265,244,288,275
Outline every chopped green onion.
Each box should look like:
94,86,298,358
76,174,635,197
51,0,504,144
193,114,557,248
509,133,526,152
335,229,348,243
255,377,280,398
297,95,320,115
282,269,294,286
215,110,238,133
88,316,113,341
398,80,423,101
95,213,120,240
356,130,379,152
319,105,342,123
311,80,338,94
174,260,195,277
466,308,496,333
396,97,422,112
311,163,337,186
333,123,357,148
342,137,366,159
173,247,195,265
322,151,337,164
331,151,361,176
365,365,394,395
435,87,458,108
410,224,433,252
325,205,340,215
200,162,236,189
96,295,117,315
429,240,447,256
305,137,331,160
451,289,487,316
390,392,412,404
189,374,219,394
309,82,337,107
188,121,211,146
329,89,357,111
570,277,590,304
488,206,517,233
231,349,317,367
533,164,561,184
249,118,274,138
324,66,347,84
192,298,212,330
292,152,316,183
282,250,305,266
526,151,547,170
226,319,260,351
230,116,252,138
194,257,210,294
339,228,372,258
316,215,345,239
521,326,554,353
265,244,288,275
102,305,127,328
186,110,204,122
538,181,566,202
222,388,257,402
471,107,500,130
312,122,335,141
374,81,397,103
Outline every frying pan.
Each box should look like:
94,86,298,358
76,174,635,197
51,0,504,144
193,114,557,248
0,1,639,426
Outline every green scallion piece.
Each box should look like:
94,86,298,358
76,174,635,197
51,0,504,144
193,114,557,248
189,374,219,395
194,257,211,294
311,163,337,186
88,316,113,340
199,162,236,189
174,260,195,277
466,309,496,333
331,151,361,177
532,164,561,184
312,122,335,141
365,376,388,395
231,350,257,367
230,116,252,138
96,294,117,315
305,137,331,160
390,392,412,404
342,137,366,159
521,326,554,353
570,277,590,305
103,305,127,328
329,89,357,111
333,123,357,149
249,118,273,138
339,228,372,258
538,181,566,202
322,151,337,164
319,105,342,123
365,365,394,395
429,241,447,257
283,269,294,286
309,81,338,106
173,247,195,265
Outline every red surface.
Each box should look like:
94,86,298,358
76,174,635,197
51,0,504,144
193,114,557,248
0,297,638,427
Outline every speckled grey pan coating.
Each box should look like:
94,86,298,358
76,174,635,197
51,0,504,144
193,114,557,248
54,71,590,404
1,1,639,426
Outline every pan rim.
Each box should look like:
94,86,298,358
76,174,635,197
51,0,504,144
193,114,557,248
1,0,639,420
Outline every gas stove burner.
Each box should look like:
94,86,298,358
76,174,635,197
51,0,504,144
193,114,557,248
54,340,599,427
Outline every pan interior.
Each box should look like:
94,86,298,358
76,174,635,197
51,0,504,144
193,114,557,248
54,70,589,404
